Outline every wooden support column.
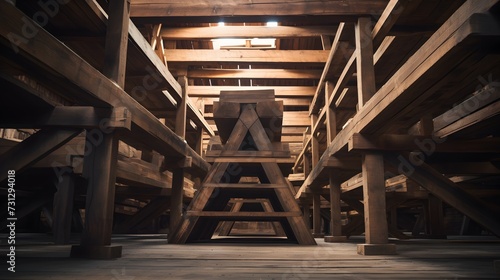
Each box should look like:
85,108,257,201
176,76,188,139
357,152,396,255
71,0,130,259
311,114,320,167
355,17,376,108
426,194,446,237
312,193,323,237
53,172,75,245
325,172,347,242
302,199,312,230
325,81,337,144
169,168,185,235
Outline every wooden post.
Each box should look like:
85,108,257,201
176,76,188,139
312,193,323,237
325,81,337,144
311,114,319,167
170,168,185,235
302,199,311,230
426,194,445,237
71,0,129,259
355,17,376,108
357,152,396,255
52,172,75,245
325,172,347,242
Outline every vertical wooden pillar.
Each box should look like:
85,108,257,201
53,172,75,245
426,194,445,237
302,199,311,230
170,168,185,235
312,193,323,237
310,114,319,167
325,172,347,242
325,81,337,144
71,0,129,259
176,76,188,139
357,153,396,255
355,17,376,108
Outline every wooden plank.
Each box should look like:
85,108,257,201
349,133,500,153
313,194,322,236
205,150,291,158
188,86,316,97
186,68,322,79
165,50,329,65
114,196,170,233
0,128,81,183
355,17,376,108
371,0,411,50
203,183,287,189
433,83,499,131
130,0,388,18
187,211,302,217
308,23,347,114
435,99,500,138
385,152,500,237
0,106,131,130
161,25,339,39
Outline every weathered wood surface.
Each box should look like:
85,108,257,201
6,235,500,279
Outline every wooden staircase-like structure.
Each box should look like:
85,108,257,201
168,90,316,244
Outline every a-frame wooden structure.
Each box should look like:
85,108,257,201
168,90,316,244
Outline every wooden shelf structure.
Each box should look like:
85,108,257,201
168,90,316,244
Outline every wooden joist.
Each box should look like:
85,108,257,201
165,50,329,65
184,68,322,80
130,0,388,18
188,86,316,98
161,25,339,39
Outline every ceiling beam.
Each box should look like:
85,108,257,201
165,50,329,65
161,25,338,39
130,0,389,18
183,68,322,80
188,86,316,97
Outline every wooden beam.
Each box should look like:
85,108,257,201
161,25,338,39
52,172,76,245
114,196,170,233
385,152,500,237
0,128,81,183
328,173,344,237
185,69,322,80
371,0,411,51
175,76,188,139
355,17,376,108
165,50,329,65
0,107,131,130
313,193,322,236
188,86,316,97
130,0,388,18
170,168,185,234
75,0,129,259
361,153,389,244
349,133,500,153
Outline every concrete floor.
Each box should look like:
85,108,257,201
1,234,499,279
